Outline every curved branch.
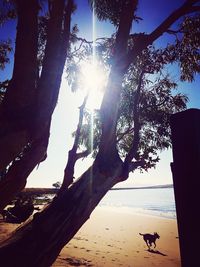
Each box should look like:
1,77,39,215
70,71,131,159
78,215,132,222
148,1,200,43
125,1,200,70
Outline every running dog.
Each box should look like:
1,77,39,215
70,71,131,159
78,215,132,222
139,232,160,249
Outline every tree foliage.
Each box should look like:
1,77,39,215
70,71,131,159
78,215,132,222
89,0,140,26
0,39,12,70
74,46,188,172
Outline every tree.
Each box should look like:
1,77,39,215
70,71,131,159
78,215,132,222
0,0,74,211
0,0,199,266
52,181,61,189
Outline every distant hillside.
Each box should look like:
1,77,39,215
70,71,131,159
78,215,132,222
111,184,173,190
20,188,58,196
20,184,173,196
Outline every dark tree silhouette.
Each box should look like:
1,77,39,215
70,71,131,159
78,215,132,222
0,1,199,266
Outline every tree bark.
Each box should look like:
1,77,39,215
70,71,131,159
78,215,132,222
60,95,88,191
0,125,50,212
0,0,38,171
98,0,137,168
0,157,123,267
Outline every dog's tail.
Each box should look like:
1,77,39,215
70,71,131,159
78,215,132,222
139,233,144,236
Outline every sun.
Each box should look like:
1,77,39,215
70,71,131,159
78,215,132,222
79,60,107,109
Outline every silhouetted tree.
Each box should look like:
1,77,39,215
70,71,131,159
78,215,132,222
0,1,199,266
52,181,61,189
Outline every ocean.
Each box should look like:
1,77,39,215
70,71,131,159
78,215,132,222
98,187,177,219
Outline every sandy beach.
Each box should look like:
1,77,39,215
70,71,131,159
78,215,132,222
0,206,181,267
53,207,180,267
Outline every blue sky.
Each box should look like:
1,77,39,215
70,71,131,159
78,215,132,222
1,1,199,187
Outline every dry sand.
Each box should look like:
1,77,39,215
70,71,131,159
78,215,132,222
53,207,180,267
0,206,181,267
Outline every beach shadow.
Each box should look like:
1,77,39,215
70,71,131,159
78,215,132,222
147,249,167,256
62,257,93,266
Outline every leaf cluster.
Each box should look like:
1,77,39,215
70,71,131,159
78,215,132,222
0,39,12,70
117,71,188,171
0,0,16,26
164,15,200,82
89,0,139,26
0,79,9,104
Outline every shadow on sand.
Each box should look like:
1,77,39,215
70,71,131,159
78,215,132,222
147,249,167,256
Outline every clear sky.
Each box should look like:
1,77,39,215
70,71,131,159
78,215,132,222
1,1,199,188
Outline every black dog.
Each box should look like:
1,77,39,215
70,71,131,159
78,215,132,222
139,232,160,249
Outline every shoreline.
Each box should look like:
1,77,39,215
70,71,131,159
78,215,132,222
97,205,176,220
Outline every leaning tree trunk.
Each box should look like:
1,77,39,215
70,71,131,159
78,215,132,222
0,156,123,267
0,125,50,211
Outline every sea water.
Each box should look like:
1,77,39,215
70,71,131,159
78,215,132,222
98,187,176,219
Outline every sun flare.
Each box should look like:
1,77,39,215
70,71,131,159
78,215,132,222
80,60,107,109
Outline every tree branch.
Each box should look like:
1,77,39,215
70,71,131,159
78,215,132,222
35,0,72,132
98,0,138,165
59,95,88,192
116,126,134,143
148,1,200,43
125,0,200,71
120,70,145,180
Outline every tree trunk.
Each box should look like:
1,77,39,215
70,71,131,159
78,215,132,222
0,125,50,211
0,0,38,171
0,0,73,209
0,1,198,266
98,0,137,164
0,157,123,267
